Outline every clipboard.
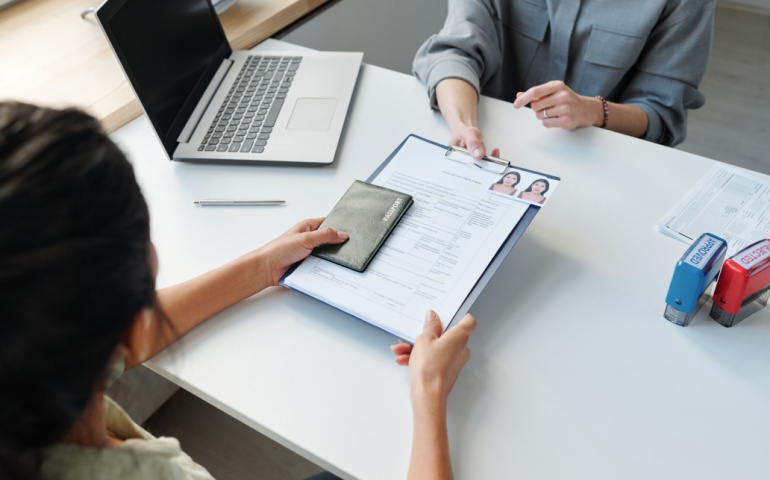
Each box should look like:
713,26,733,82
281,134,561,343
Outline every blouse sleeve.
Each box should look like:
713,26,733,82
620,0,716,146
412,0,502,110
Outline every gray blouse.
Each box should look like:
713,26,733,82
413,0,716,146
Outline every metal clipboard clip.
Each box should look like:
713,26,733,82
443,145,511,174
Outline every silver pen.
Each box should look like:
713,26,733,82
194,199,286,206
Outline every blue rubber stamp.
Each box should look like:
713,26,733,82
664,233,728,326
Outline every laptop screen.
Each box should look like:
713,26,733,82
97,0,232,156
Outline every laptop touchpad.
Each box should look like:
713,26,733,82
287,98,338,131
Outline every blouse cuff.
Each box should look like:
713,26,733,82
631,102,668,146
422,58,481,111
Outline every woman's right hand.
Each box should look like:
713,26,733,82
391,310,477,403
448,124,500,161
392,311,477,479
435,78,500,160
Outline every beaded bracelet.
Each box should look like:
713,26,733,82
596,95,609,129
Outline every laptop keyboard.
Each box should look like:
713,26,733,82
199,55,301,154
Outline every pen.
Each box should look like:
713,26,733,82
194,199,286,206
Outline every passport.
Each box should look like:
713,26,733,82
312,180,413,272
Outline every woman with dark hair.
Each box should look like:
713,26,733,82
517,179,550,205
489,171,520,196
0,102,476,480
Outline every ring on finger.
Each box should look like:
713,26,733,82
543,108,550,119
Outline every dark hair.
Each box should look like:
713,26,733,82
523,178,550,195
0,102,156,477
495,171,520,187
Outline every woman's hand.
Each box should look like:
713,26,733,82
255,218,348,287
436,78,500,160
513,80,603,130
448,124,501,160
391,310,477,402
391,310,477,480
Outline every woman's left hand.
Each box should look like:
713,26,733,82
256,218,348,286
513,80,602,130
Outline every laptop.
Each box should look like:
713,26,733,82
96,0,363,165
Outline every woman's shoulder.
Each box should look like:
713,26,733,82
40,438,216,480
40,398,216,480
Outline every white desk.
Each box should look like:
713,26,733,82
112,39,770,480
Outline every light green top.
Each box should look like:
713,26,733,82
39,396,215,480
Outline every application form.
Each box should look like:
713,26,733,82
658,165,770,257
283,136,559,342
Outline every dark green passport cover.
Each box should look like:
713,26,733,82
313,180,413,272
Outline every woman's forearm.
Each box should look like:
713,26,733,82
436,78,480,132
123,250,270,368
590,97,649,139
408,390,453,480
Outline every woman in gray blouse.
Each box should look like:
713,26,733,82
413,0,716,157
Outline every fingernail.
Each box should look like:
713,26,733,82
472,148,483,158
337,231,349,240
424,310,437,323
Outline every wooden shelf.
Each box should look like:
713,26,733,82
0,0,328,132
